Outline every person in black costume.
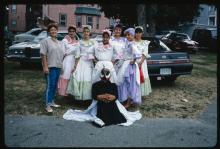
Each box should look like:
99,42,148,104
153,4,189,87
92,68,127,126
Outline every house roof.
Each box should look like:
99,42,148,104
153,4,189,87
75,7,101,16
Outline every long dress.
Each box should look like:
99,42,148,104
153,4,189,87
117,40,142,104
109,36,127,73
93,80,127,126
57,36,80,96
66,39,97,100
63,80,142,127
133,40,152,96
92,42,118,84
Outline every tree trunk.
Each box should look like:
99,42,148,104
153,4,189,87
137,4,147,36
146,4,157,36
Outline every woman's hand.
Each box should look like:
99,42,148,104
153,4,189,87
43,67,49,74
138,62,143,67
130,60,135,64
97,94,108,101
106,94,116,101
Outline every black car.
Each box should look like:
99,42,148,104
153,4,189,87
161,32,199,54
144,37,193,82
192,28,217,52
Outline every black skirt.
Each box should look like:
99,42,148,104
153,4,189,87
96,100,127,126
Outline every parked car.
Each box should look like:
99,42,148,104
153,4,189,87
13,28,43,44
6,30,68,66
155,30,176,39
93,34,103,43
161,32,198,54
143,37,193,82
192,28,217,52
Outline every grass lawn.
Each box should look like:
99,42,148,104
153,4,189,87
4,51,217,118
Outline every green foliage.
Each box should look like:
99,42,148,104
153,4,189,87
155,4,202,30
99,4,201,31
99,4,138,26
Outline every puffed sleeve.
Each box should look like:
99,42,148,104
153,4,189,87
62,39,79,56
90,40,98,59
74,43,80,59
112,44,117,60
40,39,48,55
61,39,67,53
132,43,142,59
142,40,151,58
94,44,99,59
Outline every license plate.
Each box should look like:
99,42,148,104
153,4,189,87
160,68,171,75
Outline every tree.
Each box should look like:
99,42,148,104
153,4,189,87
100,4,138,27
155,4,202,31
99,4,201,35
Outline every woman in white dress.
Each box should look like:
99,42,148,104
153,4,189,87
67,25,97,101
57,25,80,96
134,26,152,96
92,29,117,84
109,24,127,73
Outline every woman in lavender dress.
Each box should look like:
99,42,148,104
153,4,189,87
117,28,142,108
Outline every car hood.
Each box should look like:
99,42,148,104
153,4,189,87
15,33,28,37
9,41,40,49
182,39,198,45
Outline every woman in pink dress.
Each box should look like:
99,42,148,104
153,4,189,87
57,26,80,96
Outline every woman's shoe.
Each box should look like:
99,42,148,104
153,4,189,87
50,103,61,108
45,106,53,113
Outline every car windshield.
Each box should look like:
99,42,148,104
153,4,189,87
174,34,190,40
57,32,68,40
95,35,102,38
26,28,40,34
33,31,68,42
33,31,48,42
158,31,170,35
148,39,171,53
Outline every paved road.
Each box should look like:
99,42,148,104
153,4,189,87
4,98,217,147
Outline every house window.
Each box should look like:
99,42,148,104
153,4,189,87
76,16,82,28
87,16,93,28
11,20,17,27
11,5,16,14
59,14,67,27
193,19,198,24
96,17,99,29
209,16,215,26
209,6,215,12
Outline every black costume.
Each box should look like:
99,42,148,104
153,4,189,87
92,80,127,126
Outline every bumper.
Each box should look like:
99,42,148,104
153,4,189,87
148,63,193,77
6,55,41,63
